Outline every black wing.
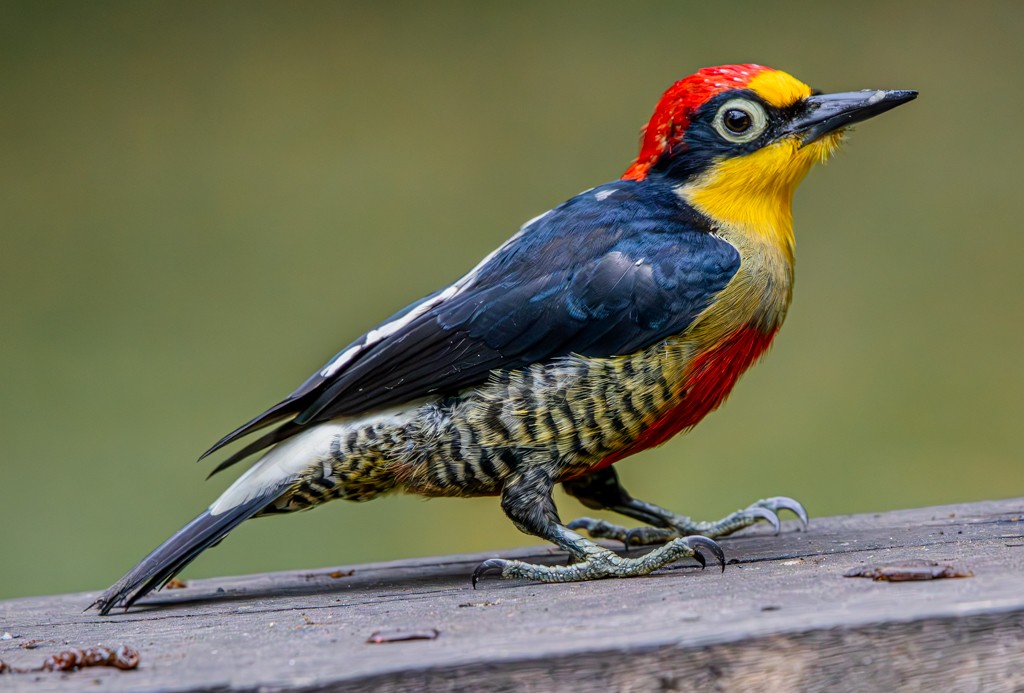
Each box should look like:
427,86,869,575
203,180,740,474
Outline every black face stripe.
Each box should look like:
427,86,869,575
652,88,807,182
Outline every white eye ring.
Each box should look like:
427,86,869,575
713,98,768,143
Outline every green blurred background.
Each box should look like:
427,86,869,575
2,1,1022,600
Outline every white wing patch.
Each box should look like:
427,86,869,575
319,284,458,378
519,209,552,231
319,344,363,378
319,209,551,379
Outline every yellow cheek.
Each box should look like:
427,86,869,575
678,137,838,259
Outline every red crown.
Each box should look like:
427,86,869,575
622,64,773,181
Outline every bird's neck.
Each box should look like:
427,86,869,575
673,139,828,263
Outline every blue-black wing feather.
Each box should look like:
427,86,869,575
203,179,740,472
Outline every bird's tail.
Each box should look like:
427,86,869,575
90,426,342,615
89,492,280,615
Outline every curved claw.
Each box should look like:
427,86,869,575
623,527,646,552
762,496,810,530
471,558,506,589
782,497,810,530
747,506,782,535
686,535,726,573
692,549,706,570
566,518,590,531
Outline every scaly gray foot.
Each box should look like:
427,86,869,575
472,535,724,586
568,496,808,548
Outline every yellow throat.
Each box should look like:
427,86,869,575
678,69,842,262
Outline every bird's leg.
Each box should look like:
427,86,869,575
563,467,807,548
472,466,724,586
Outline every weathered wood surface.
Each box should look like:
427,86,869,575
2,498,1023,692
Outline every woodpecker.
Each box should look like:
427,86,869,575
93,65,915,614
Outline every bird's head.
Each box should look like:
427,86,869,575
622,64,916,255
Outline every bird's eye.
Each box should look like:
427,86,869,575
723,109,752,134
713,98,768,143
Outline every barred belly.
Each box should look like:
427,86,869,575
274,331,746,511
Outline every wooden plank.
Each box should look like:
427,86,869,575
2,498,1023,692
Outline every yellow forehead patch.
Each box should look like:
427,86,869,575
746,70,812,109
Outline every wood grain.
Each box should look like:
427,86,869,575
2,498,1022,692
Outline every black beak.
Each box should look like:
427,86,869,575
785,89,917,144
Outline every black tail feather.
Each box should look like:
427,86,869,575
89,493,277,616
205,421,304,479
197,397,303,463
